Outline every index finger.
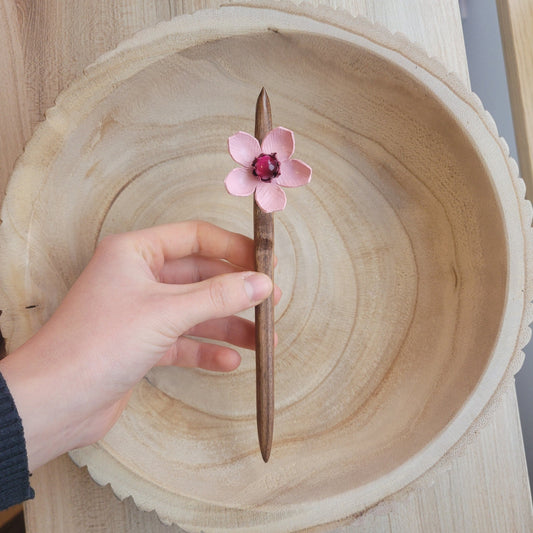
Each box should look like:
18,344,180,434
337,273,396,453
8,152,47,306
135,220,255,270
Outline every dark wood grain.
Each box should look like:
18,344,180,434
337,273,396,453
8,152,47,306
254,88,274,462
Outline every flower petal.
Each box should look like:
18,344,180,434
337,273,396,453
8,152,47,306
277,159,312,187
228,132,261,167
261,127,294,161
225,167,257,196
255,182,287,213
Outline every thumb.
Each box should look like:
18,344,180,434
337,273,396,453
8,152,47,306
172,271,273,332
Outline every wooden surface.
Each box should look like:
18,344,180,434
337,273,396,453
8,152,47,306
253,89,275,463
496,0,533,201
0,0,530,532
19,386,533,533
2,3,530,528
0,0,31,208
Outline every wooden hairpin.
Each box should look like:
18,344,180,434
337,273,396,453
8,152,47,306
225,89,312,461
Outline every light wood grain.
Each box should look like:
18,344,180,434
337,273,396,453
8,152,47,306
0,0,530,532
496,0,533,200
23,387,533,533
14,0,471,132
1,3,531,531
0,0,31,218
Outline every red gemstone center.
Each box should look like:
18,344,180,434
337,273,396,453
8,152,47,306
253,153,280,182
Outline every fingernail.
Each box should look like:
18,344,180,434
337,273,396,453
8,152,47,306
244,273,272,302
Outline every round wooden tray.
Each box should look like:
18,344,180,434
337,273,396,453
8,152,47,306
0,4,531,532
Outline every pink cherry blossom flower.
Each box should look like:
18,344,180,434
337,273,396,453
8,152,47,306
225,127,312,213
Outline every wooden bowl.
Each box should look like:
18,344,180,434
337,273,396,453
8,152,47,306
1,4,531,532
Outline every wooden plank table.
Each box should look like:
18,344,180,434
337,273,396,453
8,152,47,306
0,0,531,531
496,0,533,201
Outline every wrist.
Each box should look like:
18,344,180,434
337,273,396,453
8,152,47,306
0,341,71,472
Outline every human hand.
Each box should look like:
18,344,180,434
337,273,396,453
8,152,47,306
0,221,277,471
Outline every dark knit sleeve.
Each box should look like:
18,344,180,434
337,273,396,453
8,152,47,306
0,371,34,510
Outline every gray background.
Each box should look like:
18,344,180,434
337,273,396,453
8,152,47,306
460,0,532,488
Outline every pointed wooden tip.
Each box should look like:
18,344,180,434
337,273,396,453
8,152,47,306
258,87,268,103
261,444,271,463
255,88,272,142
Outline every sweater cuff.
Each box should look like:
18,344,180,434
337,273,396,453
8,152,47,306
0,371,34,510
